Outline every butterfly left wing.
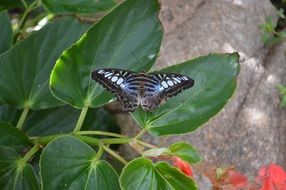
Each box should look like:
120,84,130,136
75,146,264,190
141,73,195,111
91,68,139,112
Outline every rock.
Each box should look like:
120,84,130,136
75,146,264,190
113,0,286,188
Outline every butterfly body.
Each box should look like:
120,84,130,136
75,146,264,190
91,68,194,112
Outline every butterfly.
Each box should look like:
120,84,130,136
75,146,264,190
91,68,194,112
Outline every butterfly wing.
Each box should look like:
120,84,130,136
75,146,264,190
154,73,195,97
91,68,139,112
91,69,195,112
141,73,195,111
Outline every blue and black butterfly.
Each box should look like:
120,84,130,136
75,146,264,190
91,68,194,112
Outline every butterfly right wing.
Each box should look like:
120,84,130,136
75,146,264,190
139,73,194,111
91,68,139,112
151,73,195,98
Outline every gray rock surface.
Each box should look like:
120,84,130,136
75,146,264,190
112,0,286,187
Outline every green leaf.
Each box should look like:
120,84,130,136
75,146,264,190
0,145,39,190
21,106,119,136
50,0,163,108
168,142,201,164
22,106,80,136
0,10,12,54
277,84,286,95
0,0,35,10
81,107,120,133
277,84,286,107
281,96,286,108
42,0,116,14
131,53,240,135
0,104,120,136
120,157,197,190
0,123,32,153
0,105,21,126
155,162,197,189
277,8,285,19
40,136,120,190
0,17,91,109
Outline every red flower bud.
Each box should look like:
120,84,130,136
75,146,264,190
172,157,193,177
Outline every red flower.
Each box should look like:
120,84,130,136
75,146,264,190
256,164,286,190
172,157,193,177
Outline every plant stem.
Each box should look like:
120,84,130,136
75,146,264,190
95,143,104,161
14,0,40,43
24,12,47,29
137,140,158,149
101,138,132,145
30,134,100,145
76,131,126,138
73,107,89,133
21,144,40,163
30,134,62,145
102,145,128,165
18,7,29,31
75,135,100,146
30,134,131,146
134,128,148,140
16,107,29,130
20,0,28,8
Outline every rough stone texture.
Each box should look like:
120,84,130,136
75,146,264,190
111,0,286,188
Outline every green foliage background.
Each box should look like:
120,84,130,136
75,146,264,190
0,0,240,189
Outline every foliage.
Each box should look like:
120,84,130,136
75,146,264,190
0,11,12,54
261,5,286,109
278,84,286,107
41,0,116,14
0,0,262,189
260,9,286,45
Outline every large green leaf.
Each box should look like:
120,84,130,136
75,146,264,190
131,53,240,135
0,145,39,190
40,136,120,190
0,104,119,136
81,107,120,133
0,17,91,109
0,10,12,54
22,106,119,136
22,106,80,136
0,0,35,10
42,0,116,14
50,0,163,108
0,123,32,153
120,157,197,190
0,105,21,126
